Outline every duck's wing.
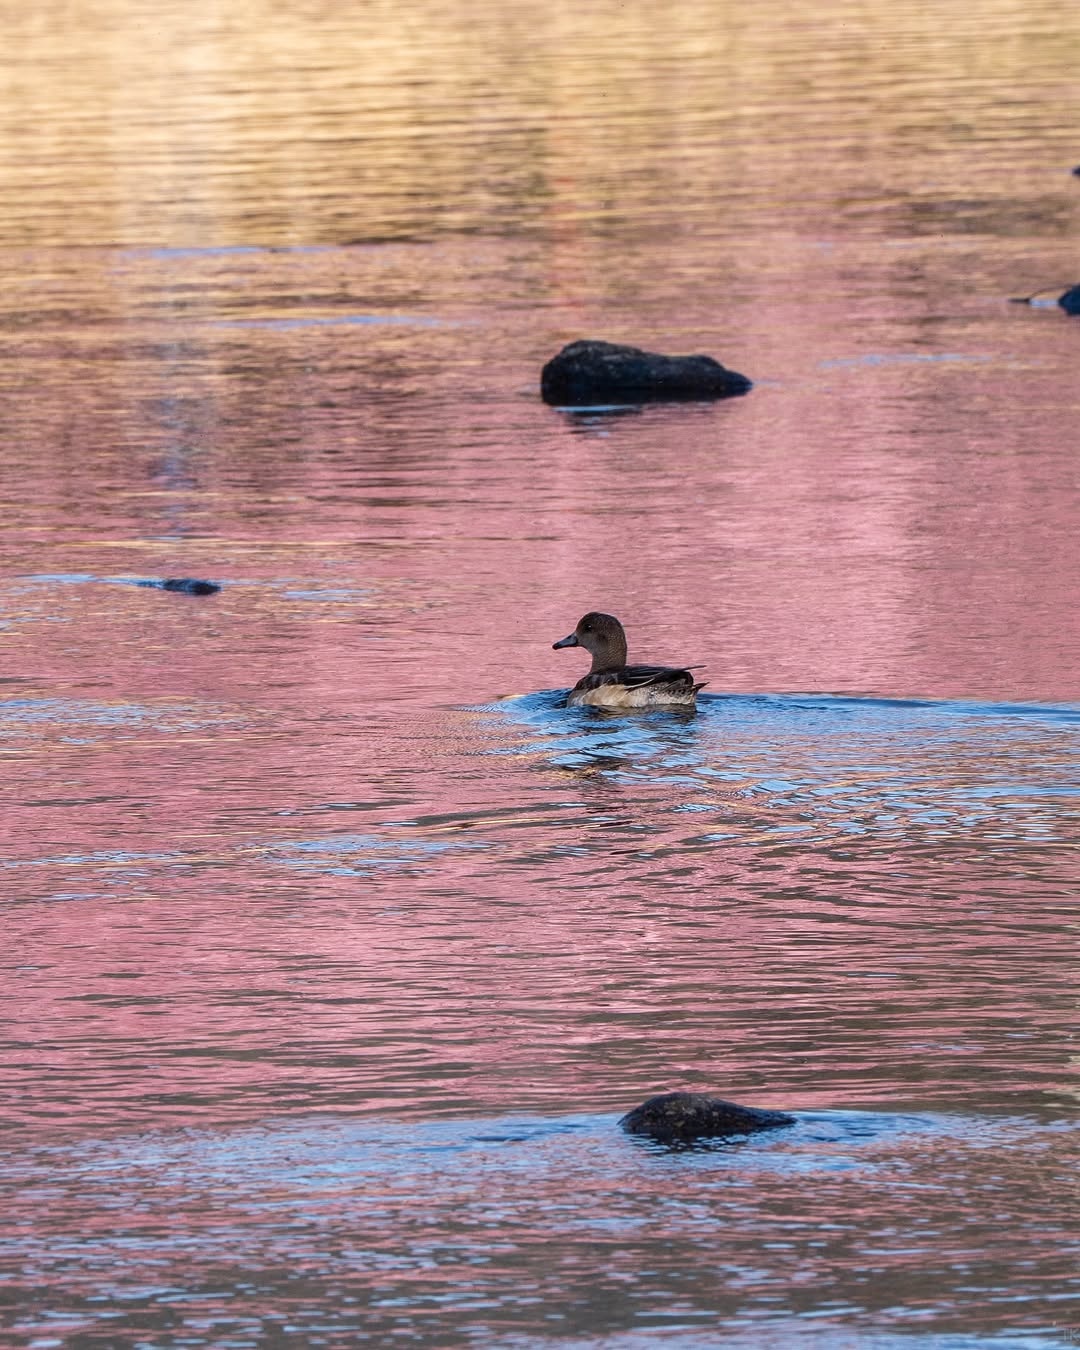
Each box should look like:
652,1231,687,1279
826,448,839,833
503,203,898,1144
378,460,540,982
574,664,706,691
622,663,703,690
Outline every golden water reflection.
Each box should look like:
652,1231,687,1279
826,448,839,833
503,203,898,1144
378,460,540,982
2,0,1079,247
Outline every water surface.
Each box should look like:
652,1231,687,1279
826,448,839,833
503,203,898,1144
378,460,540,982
1,0,1078,1345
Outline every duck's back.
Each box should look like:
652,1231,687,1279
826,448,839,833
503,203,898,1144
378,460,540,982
568,664,704,708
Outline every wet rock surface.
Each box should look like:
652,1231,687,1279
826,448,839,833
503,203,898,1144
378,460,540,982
1057,285,1080,315
138,578,222,595
620,1091,796,1143
541,340,752,406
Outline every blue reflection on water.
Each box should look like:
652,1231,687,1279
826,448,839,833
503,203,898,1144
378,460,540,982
212,313,447,330
266,833,485,876
479,691,1079,846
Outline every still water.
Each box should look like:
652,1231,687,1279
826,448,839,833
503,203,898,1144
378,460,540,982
1,0,1078,1345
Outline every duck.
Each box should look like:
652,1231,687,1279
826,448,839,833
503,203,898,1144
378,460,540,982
552,612,706,709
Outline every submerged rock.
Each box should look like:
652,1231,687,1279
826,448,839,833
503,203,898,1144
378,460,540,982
541,339,752,406
1058,285,1080,315
620,1091,796,1144
139,578,222,596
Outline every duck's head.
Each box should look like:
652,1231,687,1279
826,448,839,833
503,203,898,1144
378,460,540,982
552,611,628,672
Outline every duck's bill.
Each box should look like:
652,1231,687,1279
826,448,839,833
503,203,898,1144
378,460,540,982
552,633,580,649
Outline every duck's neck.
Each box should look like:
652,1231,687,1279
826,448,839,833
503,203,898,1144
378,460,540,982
591,634,627,672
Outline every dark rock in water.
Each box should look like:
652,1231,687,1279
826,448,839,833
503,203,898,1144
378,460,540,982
161,578,221,595
139,578,221,596
541,340,752,406
620,1092,796,1144
1058,285,1080,315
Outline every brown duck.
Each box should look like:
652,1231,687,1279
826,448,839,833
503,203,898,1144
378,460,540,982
552,612,705,709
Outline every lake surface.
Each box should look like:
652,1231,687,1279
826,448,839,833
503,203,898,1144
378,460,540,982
1,0,1078,1346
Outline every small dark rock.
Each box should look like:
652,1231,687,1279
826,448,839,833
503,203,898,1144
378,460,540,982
541,339,752,406
1058,285,1080,315
620,1091,796,1144
139,578,222,596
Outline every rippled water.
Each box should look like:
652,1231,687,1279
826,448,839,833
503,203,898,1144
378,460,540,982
1,0,1078,1345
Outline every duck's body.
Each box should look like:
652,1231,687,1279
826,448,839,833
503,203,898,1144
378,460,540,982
552,612,705,709
565,665,701,709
